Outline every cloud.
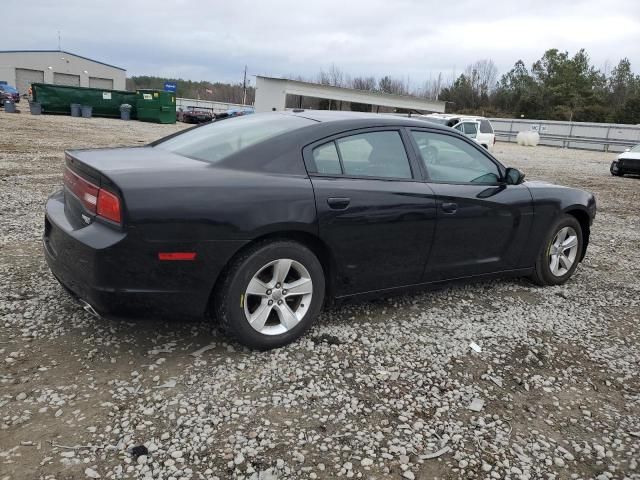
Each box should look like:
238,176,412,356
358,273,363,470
2,0,639,85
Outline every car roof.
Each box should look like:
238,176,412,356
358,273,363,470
284,110,453,131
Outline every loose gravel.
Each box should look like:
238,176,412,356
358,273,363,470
1,111,639,480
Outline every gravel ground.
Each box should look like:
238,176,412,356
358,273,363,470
1,111,639,480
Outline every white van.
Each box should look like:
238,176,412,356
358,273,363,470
420,114,496,151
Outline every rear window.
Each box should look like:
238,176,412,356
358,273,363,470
479,119,493,134
155,113,315,163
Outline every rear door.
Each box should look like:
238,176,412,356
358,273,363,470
408,128,533,280
304,128,437,296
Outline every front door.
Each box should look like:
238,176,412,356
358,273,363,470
409,128,533,280
305,129,437,296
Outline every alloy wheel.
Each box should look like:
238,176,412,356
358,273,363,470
243,259,313,335
548,226,579,277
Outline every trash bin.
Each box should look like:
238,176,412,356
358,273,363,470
70,103,81,117
119,104,132,120
81,105,93,118
4,100,16,113
29,102,42,115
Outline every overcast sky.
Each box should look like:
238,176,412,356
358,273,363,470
2,0,639,86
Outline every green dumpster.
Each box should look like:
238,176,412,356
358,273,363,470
32,83,138,118
136,90,176,124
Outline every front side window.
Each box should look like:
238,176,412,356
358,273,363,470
335,131,412,179
631,144,640,152
155,113,315,164
411,130,501,184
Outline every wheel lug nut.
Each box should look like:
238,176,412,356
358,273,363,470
266,289,272,295
277,300,283,305
282,289,288,295
275,283,281,288
268,300,273,305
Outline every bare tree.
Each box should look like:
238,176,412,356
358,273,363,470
465,59,498,99
351,76,376,91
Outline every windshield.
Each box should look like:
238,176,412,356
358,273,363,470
155,113,315,163
1,85,18,93
631,145,640,152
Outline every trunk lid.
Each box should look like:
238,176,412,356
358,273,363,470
63,146,210,228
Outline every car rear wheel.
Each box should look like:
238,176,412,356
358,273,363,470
530,215,583,286
215,240,325,349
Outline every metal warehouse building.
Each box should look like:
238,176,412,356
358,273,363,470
0,50,126,94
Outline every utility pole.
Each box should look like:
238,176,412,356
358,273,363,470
242,65,247,106
58,30,61,50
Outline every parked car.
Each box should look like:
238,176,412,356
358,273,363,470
0,84,20,104
422,114,496,150
177,106,215,124
43,111,596,349
215,107,255,121
610,144,640,176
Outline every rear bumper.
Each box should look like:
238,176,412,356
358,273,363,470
43,190,242,319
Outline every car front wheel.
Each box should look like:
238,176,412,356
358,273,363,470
215,240,325,349
530,215,583,286
610,161,623,176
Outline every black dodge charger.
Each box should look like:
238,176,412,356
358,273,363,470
44,111,596,348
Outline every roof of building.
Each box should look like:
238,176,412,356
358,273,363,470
0,50,125,71
255,75,446,113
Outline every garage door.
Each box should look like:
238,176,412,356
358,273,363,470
15,68,44,94
89,77,113,89
53,73,80,87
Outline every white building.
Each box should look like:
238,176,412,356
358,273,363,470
254,76,445,114
0,50,126,94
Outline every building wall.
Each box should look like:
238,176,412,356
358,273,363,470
0,51,126,93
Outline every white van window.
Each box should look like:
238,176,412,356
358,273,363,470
479,120,494,134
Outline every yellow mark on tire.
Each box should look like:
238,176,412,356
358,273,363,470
240,294,244,308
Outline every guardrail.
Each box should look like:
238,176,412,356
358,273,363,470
176,98,251,114
490,118,640,152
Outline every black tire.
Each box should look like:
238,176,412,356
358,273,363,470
530,215,583,286
214,240,325,349
610,161,624,177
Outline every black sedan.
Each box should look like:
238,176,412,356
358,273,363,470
43,111,596,348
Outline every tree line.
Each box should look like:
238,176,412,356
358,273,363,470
126,76,255,105
127,48,640,123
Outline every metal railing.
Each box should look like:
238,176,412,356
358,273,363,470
176,98,251,114
490,118,640,152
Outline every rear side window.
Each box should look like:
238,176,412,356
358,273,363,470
479,120,494,134
154,113,315,164
335,131,412,179
312,142,342,174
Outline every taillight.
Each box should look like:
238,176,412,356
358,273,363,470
64,168,98,212
97,188,121,223
64,167,121,224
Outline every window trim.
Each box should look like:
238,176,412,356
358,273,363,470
407,127,507,186
302,127,421,182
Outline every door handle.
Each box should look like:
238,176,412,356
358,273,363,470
441,202,458,214
327,197,351,210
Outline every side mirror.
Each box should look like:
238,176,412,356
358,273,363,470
505,167,525,185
